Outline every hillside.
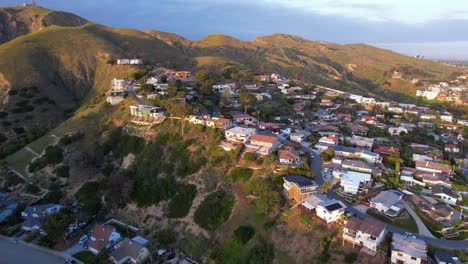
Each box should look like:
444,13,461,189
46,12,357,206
0,6,459,141
0,6,87,44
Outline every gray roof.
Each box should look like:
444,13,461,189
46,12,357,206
370,190,402,209
110,238,146,262
23,204,59,215
284,175,316,188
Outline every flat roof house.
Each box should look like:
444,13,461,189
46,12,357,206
225,127,256,143
431,186,461,206
343,217,386,252
391,233,427,264
283,175,318,203
232,113,256,125
129,105,166,125
246,134,281,155
110,238,150,264
333,170,372,195
316,200,346,223
341,159,373,173
350,135,374,150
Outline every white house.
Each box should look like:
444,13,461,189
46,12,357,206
431,186,461,206
420,114,437,120
21,204,61,231
343,217,386,252
416,90,439,100
389,126,409,136
316,200,346,223
333,170,372,194
369,190,403,215
146,77,159,86
440,115,453,123
130,58,143,65
117,59,130,65
350,135,374,149
290,131,310,143
391,233,427,264
225,127,256,143
246,134,281,155
111,78,126,90
110,238,150,264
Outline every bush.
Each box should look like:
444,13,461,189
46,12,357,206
320,148,335,162
43,146,64,164
244,152,257,161
59,132,84,146
0,126,48,158
156,229,175,246
247,241,274,264
166,184,197,218
76,182,103,214
194,190,235,230
345,253,358,263
230,167,253,183
233,225,255,244
299,213,315,228
55,165,70,178
24,184,40,194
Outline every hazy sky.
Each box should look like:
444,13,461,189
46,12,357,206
3,0,468,59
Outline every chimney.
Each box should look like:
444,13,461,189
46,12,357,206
426,161,429,166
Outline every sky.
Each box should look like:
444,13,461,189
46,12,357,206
3,0,468,59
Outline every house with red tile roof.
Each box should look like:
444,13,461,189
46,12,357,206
374,146,400,157
246,134,281,155
444,144,460,153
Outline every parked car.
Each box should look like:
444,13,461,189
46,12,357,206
404,232,416,238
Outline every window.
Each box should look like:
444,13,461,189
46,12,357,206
370,235,376,240
397,253,403,257
411,257,417,260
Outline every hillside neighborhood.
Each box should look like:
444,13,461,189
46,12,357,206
1,63,467,264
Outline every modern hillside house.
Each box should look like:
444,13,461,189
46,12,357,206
283,175,318,203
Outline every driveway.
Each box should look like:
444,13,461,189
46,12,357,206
401,200,435,238
64,242,86,256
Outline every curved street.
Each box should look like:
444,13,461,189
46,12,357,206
305,147,468,250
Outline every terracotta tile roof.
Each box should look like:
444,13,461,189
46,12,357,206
278,149,300,160
251,134,278,144
374,146,400,156
89,224,114,252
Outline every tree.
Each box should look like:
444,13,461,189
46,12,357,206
237,88,257,110
320,181,332,194
139,83,154,94
320,148,335,162
247,241,274,264
195,70,214,95
42,212,71,243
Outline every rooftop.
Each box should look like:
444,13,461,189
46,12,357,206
370,190,402,208
392,233,427,261
251,134,279,144
344,216,386,237
284,175,317,188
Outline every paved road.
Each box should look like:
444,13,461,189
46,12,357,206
126,81,148,105
0,236,68,264
300,147,468,250
401,200,435,238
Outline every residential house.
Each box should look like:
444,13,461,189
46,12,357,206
438,124,459,131
415,171,452,188
420,114,437,120
337,113,352,122
341,159,373,173
106,90,126,105
369,190,403,216
225,127,256,143
407,195,454,223
110,238,150,264
0,196,18,223
350,124,369,136
389,126,409,136
130,58,143,65
343,217,386,252
232,113,256,125
278,147,302,166
246,134,281,155
129,105,166,125
168,71,191,79
88,224,121,255
316,200,346,223
415,161,453,175
440,115,453,123
361,115,378,125
391,233,427,264
374,146,400,157
116,59,130,65
188,114,232,129
290,131,310,143
302,192,330,212
433,250,463,264
212,84,236,95
21,204,61,231
388,106,404,113
333,170,372,195
350,135,374,150
431,186,461,206
444,144,460,153
318,135,340,146
283,175,318,203
111,78,126,90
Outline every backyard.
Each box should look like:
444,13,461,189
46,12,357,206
367,208,418,233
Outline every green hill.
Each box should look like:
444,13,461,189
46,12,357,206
0,6,460,141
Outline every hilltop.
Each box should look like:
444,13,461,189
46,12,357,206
0,6,87,43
